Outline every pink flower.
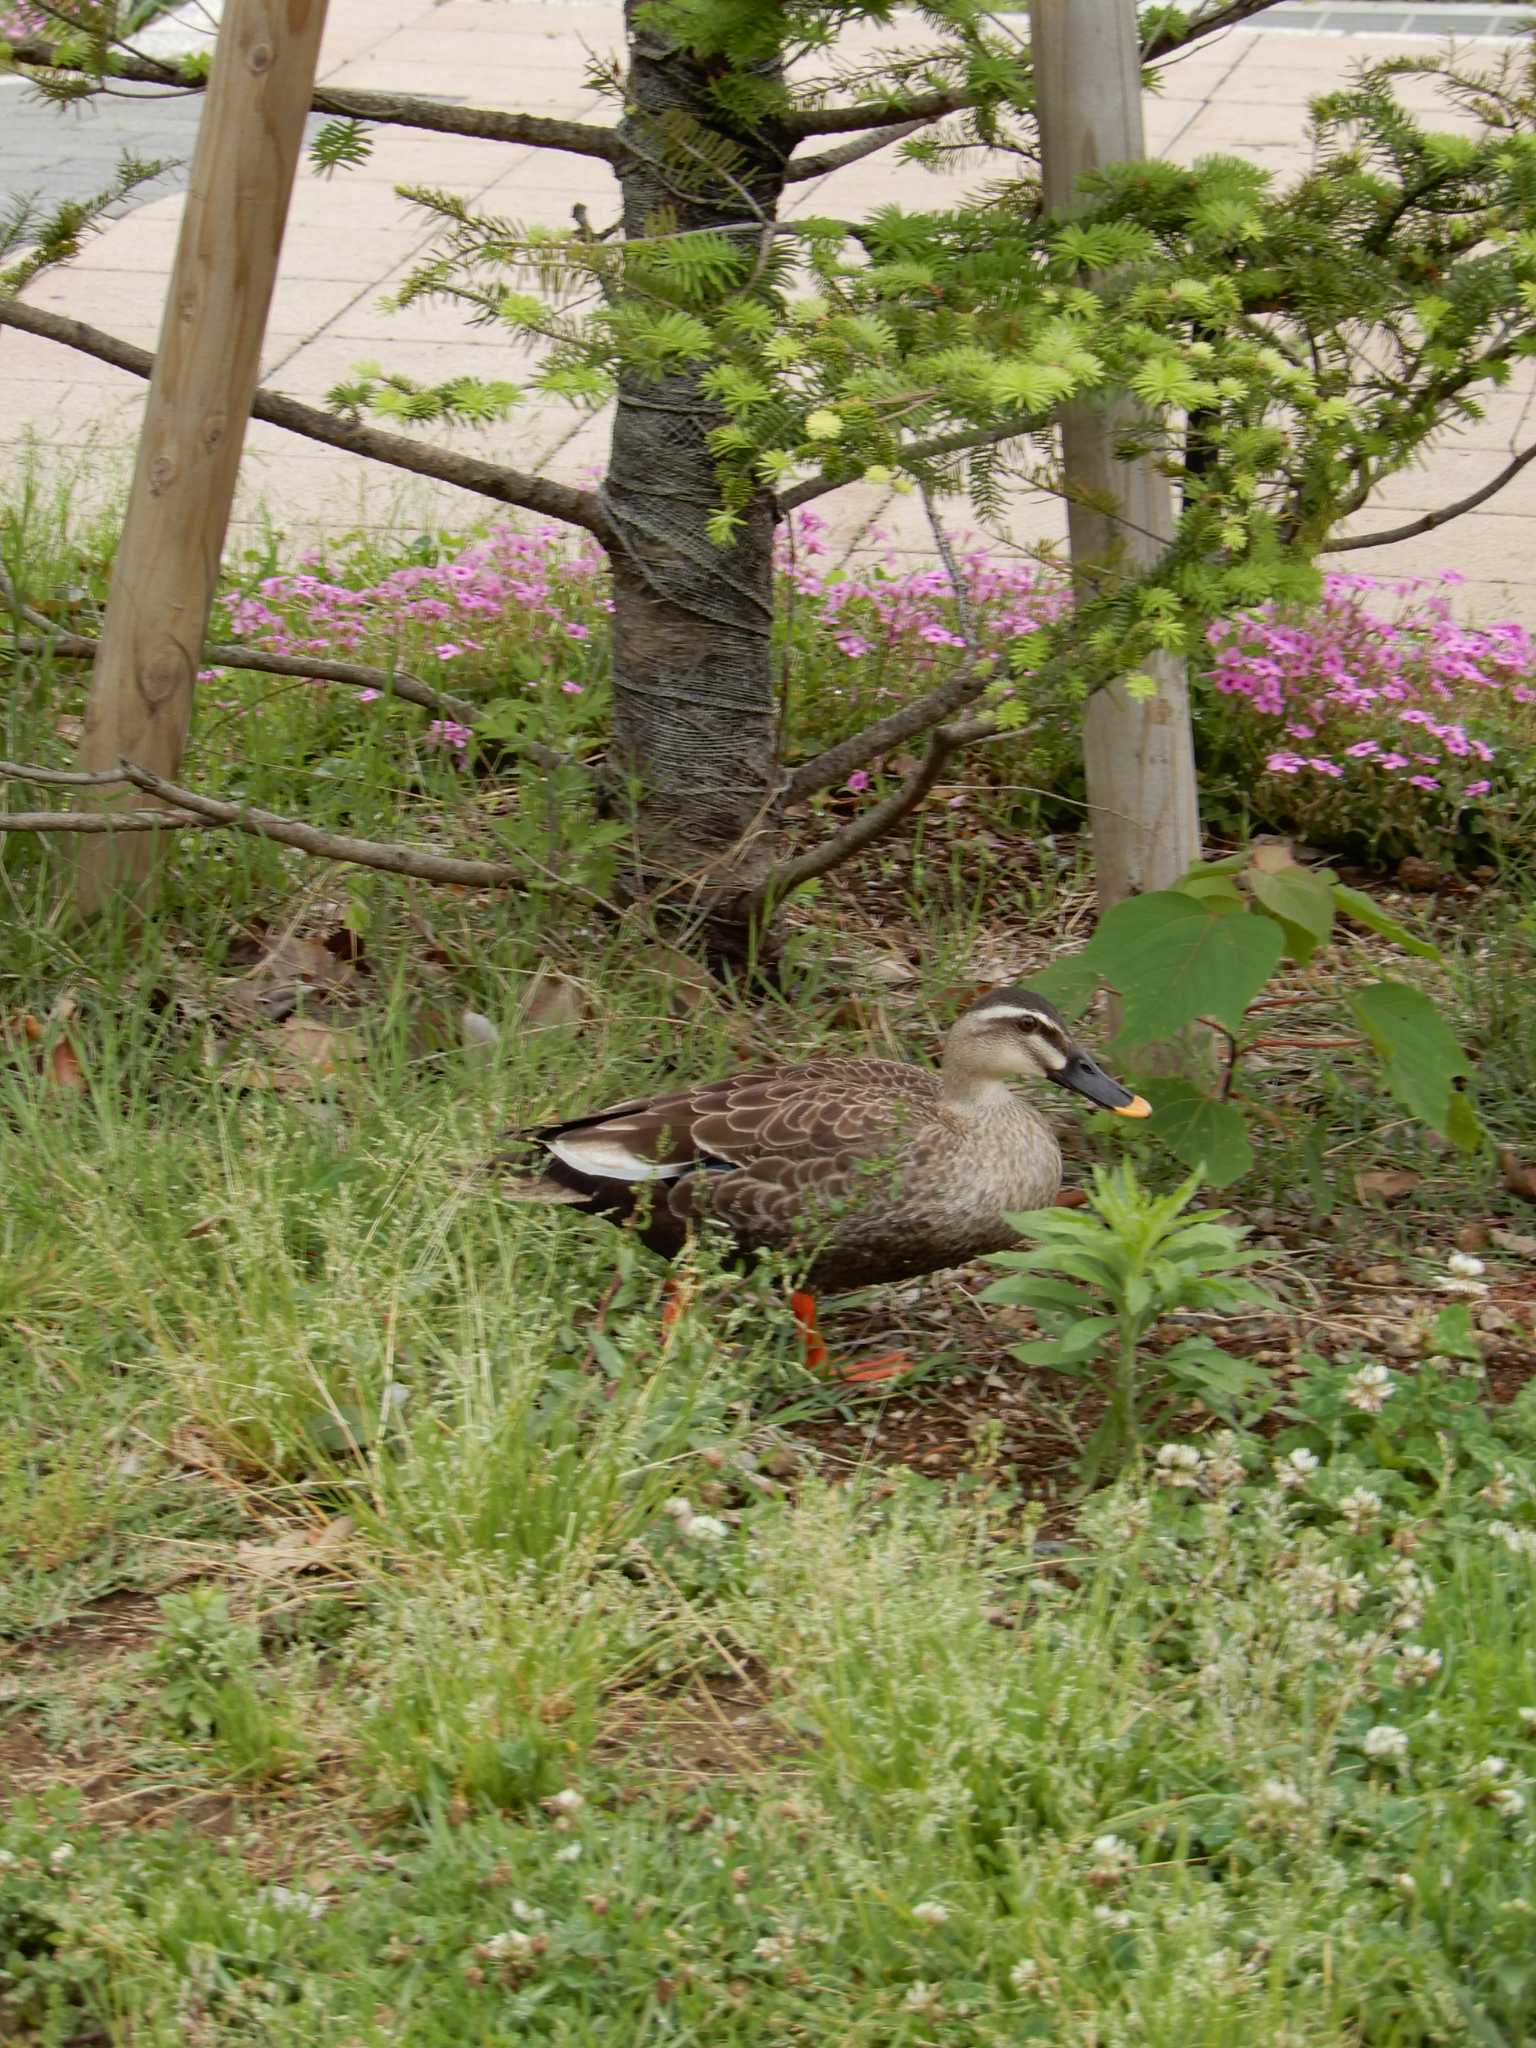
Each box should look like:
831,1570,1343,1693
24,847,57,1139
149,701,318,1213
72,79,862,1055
425,719,471,751
358,688,381,703
565,623,590,641
1465,779,1492,797
847,770,871,793
435,643,464,660
561,680,583,695
1409,775,1440,791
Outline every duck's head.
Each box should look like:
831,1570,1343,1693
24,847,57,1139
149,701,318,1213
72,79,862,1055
944,986,1151,1116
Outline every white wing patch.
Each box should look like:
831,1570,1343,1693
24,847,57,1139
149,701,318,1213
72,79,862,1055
549,1133,690,1182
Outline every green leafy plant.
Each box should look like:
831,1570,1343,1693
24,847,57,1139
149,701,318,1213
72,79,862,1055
982,1162,1275,1486
1036,841,1480,1184
149,1587,303,1779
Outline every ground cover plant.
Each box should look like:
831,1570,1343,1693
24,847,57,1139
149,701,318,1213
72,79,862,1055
4,477,1536,2043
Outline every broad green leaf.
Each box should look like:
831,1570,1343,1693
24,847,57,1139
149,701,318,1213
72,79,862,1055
1146,1079,1254,1186
1332,882,1441,962
1086,893,1284,1044
1027,948,1100,1021
1245,863,1335,962
1347,979,1478,1148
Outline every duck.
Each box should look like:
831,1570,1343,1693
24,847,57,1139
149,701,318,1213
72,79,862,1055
499,986,1151,1383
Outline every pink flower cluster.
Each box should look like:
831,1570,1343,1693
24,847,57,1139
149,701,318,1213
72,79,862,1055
210,522,609,750
778,508,1072,788
1206,572,1525,804
0,2,47,33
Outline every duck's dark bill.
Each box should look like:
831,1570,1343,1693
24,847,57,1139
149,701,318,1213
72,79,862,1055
1052,1050,1153,1119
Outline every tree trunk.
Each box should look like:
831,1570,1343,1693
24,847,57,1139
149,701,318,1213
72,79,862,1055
1033,0,1202,910
605,2,792,945
76,0,329,913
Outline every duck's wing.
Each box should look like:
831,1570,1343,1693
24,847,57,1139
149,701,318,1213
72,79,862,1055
521,1059,927,1193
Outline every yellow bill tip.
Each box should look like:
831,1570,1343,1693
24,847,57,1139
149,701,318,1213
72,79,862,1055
1112,1094,1153,1120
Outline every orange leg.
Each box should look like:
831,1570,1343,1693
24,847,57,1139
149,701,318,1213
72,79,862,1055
791,1290,913,1387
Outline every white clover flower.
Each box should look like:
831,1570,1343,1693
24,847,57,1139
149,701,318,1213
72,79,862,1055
911,1900,950,1927
48,1844,75,1870
1489,1522,1536,1559
1394,1872,1417,1896
0,1851,17,1870
1086,1833,1136,1881
1155,1443,1204,1488
1274,1447,1320,1489
1338,1487,1383,1533
661,1496,693,1520
1009,1958,1041,1992
1491,1785,1526,1818
1479,1465,1514,1510
478,1930,536,1964
1344,1363,1397,1415
1437,1275,1489,1299
1394,1644,1443,1688
753,1933,793,1965
1203,1437,1247,1492
902,1981,944,2015
554,1842,583,1863
1092,1905,1134,1929
1517,1707,1536,1730
545,1787,586,1816
1362,1725,1409,1761
1478,1756,1509,1779
1447,1251,1487,1279
1253,1777,1306,1812
261,1885,329,1919
679,1512,730,1544
1291,1560,1367,1616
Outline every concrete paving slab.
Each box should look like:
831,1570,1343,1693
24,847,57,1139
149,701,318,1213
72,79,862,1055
5,2,1536,624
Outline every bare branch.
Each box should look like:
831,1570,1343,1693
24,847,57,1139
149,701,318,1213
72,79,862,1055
755,715,997,912
102,761,531,888
784,662,989,804
6,627,575,774
0,757,123,787
783,636,1087,804
0,299,615,545
784,120,929,182
1325,440,1536,554
785,88,971,141
782,0,1281,140
7,35,624,161
0,808,216,832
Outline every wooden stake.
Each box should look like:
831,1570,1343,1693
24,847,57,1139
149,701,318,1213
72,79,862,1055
76,0,330,912
1033,0,1202,910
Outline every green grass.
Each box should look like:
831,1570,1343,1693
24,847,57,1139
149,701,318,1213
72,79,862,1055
4,475,1536,2043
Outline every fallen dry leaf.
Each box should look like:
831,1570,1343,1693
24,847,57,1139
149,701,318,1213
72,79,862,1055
1454,1221,1491,1253
234,1516,354,1580
1498,1149,1536,1205
517,966,587,1032
1490,1227,1536,1259
1354,1167,1422,1206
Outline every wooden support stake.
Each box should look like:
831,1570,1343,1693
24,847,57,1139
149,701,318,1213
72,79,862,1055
1033,0,1202,910
77,0,330,912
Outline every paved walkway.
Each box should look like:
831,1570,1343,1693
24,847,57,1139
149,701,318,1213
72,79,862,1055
3,1,1536,618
